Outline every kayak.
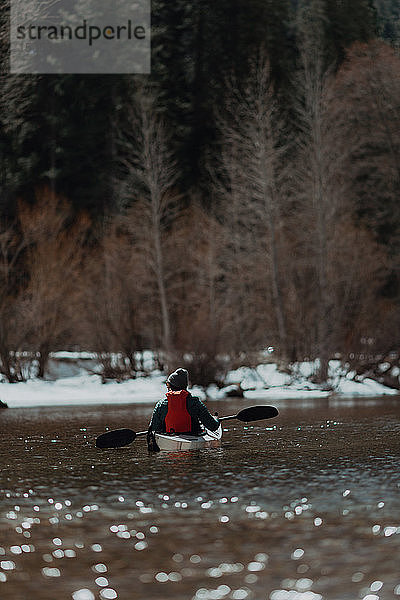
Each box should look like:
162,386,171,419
95,406,278,450
155,425,222,451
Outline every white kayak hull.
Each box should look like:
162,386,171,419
155,426,222,451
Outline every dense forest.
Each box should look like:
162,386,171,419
0,0,399,386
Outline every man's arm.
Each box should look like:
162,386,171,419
188,396,219,431
148,399,168,432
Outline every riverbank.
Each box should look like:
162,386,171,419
0,357,398,408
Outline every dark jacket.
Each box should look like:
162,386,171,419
149,392,219,434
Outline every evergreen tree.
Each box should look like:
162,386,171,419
1,73,129,218
0,0,384,220
324,0,377,63
151,0,295,192
374,0,400,45
294,0,377,66
43,76,127,216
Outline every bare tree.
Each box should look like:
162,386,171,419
165,201,230,384
292,36,391,382
292,44,340,380
0,220,31,381
115,85,180,362
334,41,400,251
215,55,291,362
17,187,89,377
83,219,155,380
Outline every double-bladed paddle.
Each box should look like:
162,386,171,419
218,405,278,423
95,427,147,449
95,405,279,449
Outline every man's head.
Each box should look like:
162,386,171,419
166,368,189,391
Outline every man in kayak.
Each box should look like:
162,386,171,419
147,368,219,450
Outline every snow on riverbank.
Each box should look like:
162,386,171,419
0,373,167,409
0,356,398,409
208,361,399,400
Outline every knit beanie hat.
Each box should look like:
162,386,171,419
167,368,189,391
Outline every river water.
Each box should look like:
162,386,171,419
1,396,400,600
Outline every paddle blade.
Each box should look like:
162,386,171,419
236,405,279,422
96,428,136,449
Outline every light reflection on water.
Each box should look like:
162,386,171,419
1,397,400,599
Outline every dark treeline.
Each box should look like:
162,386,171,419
0,0,387,213
0,0,400,385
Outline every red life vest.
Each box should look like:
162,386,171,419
165,390,192,433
